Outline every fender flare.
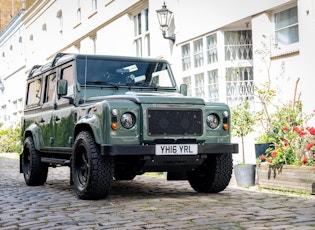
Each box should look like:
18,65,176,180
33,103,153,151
23,123,44,151
75,114,104,144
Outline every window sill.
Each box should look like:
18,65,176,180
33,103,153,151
105,0,115,7
73,22,81,29
271,43,299,59
88,11,98,19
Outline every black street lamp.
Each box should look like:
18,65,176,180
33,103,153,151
156,2,175,43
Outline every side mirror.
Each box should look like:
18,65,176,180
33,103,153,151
180,84,187,96
57,79,68,96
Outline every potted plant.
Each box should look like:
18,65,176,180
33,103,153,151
231,101,257,187
254,81,276,160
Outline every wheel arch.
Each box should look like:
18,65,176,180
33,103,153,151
75,113,105,145
22,124,43,151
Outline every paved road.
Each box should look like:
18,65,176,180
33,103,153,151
1,153,315,230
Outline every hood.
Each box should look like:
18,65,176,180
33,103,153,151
87,91,205,105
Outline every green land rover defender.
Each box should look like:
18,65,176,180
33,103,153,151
20,53,238,199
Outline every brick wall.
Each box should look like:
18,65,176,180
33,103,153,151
0,0,36,32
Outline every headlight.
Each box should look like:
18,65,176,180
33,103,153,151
120,112,136,129
206,114,219,129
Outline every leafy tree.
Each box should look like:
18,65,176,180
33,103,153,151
231,101,256,163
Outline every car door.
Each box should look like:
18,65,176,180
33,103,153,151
39,72,56,148
52,64,76,148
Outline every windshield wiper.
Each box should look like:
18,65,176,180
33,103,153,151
85,81,119,88
125,82,160,90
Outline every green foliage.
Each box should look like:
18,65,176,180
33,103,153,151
231,101,255,138
231,101,256,163
271,101,304,133
254,81,276,134
0,126,22,153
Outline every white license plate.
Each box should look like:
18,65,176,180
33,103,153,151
155,144,198,155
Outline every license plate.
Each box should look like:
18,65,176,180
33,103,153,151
155,144,198,155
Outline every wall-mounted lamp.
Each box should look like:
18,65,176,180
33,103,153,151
156,2,175,43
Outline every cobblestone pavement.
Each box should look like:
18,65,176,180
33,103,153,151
1,153,315,230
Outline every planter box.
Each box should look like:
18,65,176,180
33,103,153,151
257,164,315,194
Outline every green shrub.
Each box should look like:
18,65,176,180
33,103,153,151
0,126,22,153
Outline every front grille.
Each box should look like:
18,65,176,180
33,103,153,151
147,109,202,136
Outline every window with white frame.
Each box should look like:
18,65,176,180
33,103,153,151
275,6,299,46
77,8,81,24
181,44,191,71
193,39,203,68
91,36,97,54
182,76,192,96
224,30,252,61
207,69,219,102
180,30,253,106
56,10,63,31
206,34,218,64
195,73,205,98
1,105,7,122
133,9,150,57
226,67,254,107
92,0,97,12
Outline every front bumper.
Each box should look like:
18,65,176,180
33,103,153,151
101,143,238,156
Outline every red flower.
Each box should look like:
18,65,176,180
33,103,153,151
299,130,307,137
283,139,289,146
306,143,314,151
271,151,277,158
293,126,300,133
260,155,266,161
282,126,289,131
309,127,315,135
267,157,272,163
302,157,308,165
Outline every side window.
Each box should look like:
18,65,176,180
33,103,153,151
44,73,57,103
26,79,42,106
61,65,74,97
275,6,299,46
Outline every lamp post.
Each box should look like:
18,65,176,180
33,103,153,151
156,2,175,43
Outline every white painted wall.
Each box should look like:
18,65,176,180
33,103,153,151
1,0,315,164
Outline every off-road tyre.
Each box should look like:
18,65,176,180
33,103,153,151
22,136,48,186
72,131,113,200
187,153,233,193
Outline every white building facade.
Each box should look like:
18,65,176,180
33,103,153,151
1,0,314,163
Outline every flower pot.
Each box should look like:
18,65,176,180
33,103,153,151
255,143,274,160
234,164,256,187
257,164,315,194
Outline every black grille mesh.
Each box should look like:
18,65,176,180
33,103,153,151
147,109,202,135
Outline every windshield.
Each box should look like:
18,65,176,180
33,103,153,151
76,57,176,88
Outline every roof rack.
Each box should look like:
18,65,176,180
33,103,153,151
51,53,71,67
27,53,72,78
28,65,42,78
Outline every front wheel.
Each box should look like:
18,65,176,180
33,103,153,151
22,136,48,186
187,153,233,193
72,131,113,200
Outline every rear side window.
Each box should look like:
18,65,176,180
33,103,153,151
26,79,42,106
44,73,56,103
61,65,74,97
